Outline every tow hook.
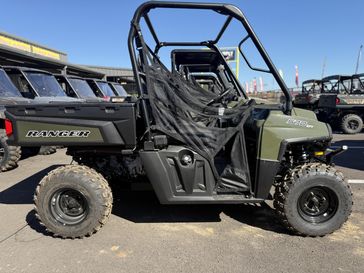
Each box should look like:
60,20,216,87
326,145,348,164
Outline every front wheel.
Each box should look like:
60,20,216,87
34,165,113,238
274,163,353,236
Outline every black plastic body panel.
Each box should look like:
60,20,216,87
5,102,138,148
140,146,264,204
255,159,280,199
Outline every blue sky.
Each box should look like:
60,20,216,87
1,0,364,88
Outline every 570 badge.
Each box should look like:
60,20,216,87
26,130,91,138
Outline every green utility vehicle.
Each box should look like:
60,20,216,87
5,1,352,238
318,74,364,134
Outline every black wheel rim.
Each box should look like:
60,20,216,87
50,189,88,225
298,186,338,224
348,120,359,130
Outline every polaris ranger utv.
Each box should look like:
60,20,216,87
4,66,81,155
85,78,119,98
318,74,364,134
108,81,130,97
294,79,322,110
172,49,229,95
5,1,352,238
55,74,107,102
0,66,60,171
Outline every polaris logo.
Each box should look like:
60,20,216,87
26,130,91,138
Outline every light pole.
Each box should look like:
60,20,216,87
355,45,363,74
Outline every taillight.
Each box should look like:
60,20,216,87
336,98,341,105
5,119,13,137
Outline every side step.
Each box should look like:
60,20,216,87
159,194,265,205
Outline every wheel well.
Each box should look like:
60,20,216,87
279,140,330,168
339,111,363,119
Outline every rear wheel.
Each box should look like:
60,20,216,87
341,114,363,134
34,165,113,238
274,163,353,236
0,134,21,172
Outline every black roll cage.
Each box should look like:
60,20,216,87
352,73,364,90
301,79,322,93
128,1,292,138
321,75,352,93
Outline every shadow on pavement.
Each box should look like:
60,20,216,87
25,190,289,237
0,165,62,204
2,169,289,236
332,140,364,171
111,190,288,234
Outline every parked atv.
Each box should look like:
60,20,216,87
85,78,119,98
5,1,352,238
55,74,106,102
294,79,322,110
318,74,364,134
108,82,130,97
4,66,82,155
0,67,25,171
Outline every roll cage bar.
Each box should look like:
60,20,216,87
301,79,322,93
352,73,364,90
322,75,352,93
128,1,292,136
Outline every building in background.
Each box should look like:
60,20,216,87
0,31,134,87
84,65,136,93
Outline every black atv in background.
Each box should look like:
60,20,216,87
108,82,130,97
55,74,106,101
294,79,322,111
85,78,119,98
3,66,83,157
172,49,234,96
318,74,364,134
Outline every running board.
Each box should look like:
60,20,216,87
159,194,265,205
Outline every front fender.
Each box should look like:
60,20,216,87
259,108,331,161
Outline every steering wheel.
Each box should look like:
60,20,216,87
207,86,235,106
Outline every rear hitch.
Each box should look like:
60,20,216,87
326,145,348,164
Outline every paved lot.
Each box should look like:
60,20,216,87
332,133,364,180
0,134,363,273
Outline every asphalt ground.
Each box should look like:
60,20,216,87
0,133,363,273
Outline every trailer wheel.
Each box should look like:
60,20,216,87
274,163,352,236
0,134,21,172
34,165,113,238
38,146,57,155
341,114,363,134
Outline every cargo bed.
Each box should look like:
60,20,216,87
5,102,138,148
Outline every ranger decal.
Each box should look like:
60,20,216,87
26,130,91,138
